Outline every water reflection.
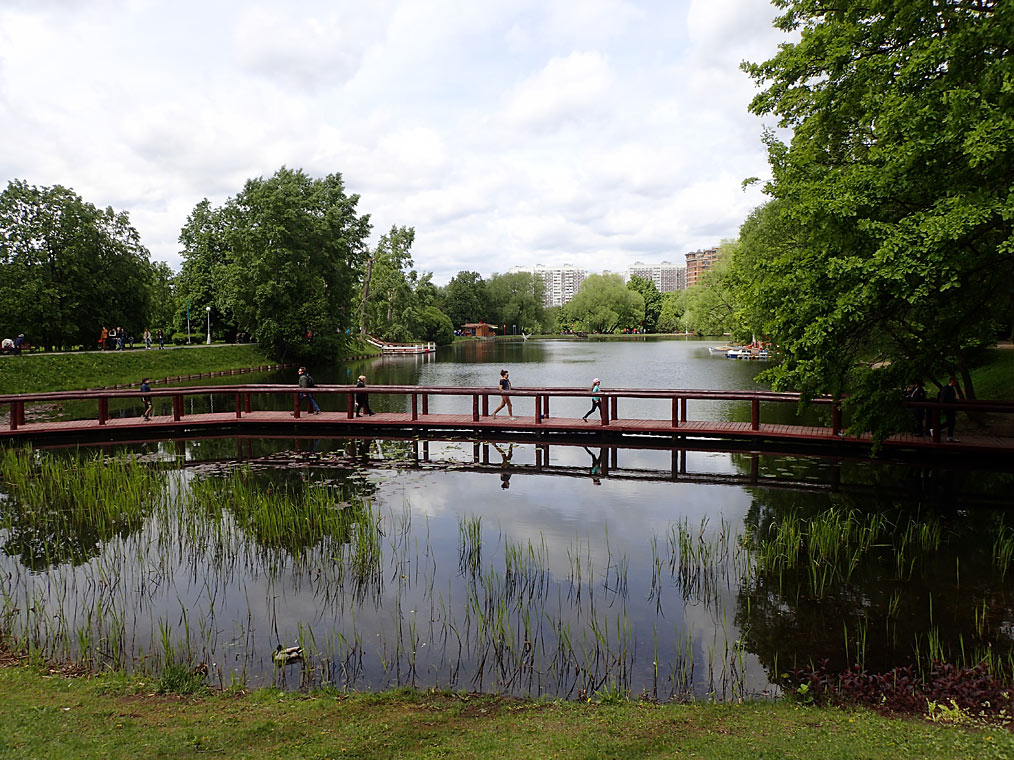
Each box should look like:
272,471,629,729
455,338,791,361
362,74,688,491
2,435,1012,700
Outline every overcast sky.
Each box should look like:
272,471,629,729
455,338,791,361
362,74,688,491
0,0,788,284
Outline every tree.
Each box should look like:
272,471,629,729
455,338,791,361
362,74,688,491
146,261,177,335
417,305,455,345
440,271,488,328
359,226,419,342
218,167,372,360
176,198,231,338
485,272,545,333
658,291,687,333
682,243,745,338
742,0,1014,433
566,273,644,334
626,275,662,332
0,179,151,349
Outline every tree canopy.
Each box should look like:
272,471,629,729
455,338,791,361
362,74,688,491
626,275,662,332
740,0,1014,434
178,167,372,360
566,273,644,334
484,272,545,334
0,179,152,349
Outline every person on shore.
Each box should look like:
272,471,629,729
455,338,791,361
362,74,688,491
144,329,152,349
938,376,961,442
908,381,927,436
157,329,164,349
355,375,375,416
298,366,321,414
140,377,153,421
115,326,125,351
582,378,602,422
13,334,24,355
492,369,513,419
99,326,108,350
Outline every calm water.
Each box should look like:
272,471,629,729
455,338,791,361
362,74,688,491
2,337,1012,699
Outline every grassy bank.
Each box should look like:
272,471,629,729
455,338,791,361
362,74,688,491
0,664,1009,760
972,348,1014,400
0,339,381,394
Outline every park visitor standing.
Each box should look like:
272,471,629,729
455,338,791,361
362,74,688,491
939,376,961,442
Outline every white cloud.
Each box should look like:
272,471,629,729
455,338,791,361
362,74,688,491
0,0,788,280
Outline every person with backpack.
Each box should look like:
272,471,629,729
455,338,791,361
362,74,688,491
298,366,321,414
139,377,153,421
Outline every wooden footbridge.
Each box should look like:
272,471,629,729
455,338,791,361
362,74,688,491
3,383,1013,456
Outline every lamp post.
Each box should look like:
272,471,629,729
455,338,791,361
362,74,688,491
205,306,212,345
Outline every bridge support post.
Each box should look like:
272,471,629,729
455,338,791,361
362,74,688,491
411,393,418,421
244,394,252,413
422,394,428,416
235,393,242,419
832,402,841,436
482,394,488,417
536,396,542,424
173,395,183,421
542,395,549,419
347,392,354,419
9,401,18,431
472,394,479,422
751,399,760,430
98,398,107,426
672,398,679,428
293,394,301,419
610,397,618,421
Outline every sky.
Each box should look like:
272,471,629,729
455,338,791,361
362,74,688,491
0,0,790,285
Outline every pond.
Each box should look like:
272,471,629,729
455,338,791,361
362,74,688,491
2,338,1012,700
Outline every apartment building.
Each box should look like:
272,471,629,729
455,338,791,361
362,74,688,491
627,261,686,293
509,264,587,307
684,247,720,288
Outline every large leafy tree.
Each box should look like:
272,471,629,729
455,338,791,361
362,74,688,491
176,198,232,338
566,273,644,334
359,226,419,342
440,270,488,328
742,0,1014,432
485,271,545,333
626,275,663,333
186,168,371,360
0,179,151,349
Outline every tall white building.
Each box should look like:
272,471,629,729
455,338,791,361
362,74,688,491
627,261,686,292
509,264,587,307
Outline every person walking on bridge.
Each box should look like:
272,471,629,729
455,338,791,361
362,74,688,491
582,378,602,422
355,375,375,416
140,377,153,421
298,367,321,414
492,369,514,419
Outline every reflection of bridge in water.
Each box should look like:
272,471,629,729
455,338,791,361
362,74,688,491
55,432,1014,510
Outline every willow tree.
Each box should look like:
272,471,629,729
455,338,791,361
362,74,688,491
741,0,1014,434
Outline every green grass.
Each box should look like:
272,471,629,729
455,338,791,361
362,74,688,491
0,338,380,394
0,663,1010,759
0,344,273,394
972,349,1014,400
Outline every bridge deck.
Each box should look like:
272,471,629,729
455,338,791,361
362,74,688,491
4,409,1011,454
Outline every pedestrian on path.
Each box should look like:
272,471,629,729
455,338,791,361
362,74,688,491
298,366,321,414
144,329,152,349
938,376,961,442
582,378,602,422
157,329,165,349
355,375,375,416
492,369,513,419
140,377,153,421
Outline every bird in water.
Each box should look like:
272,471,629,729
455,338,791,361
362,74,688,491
273,644,302,664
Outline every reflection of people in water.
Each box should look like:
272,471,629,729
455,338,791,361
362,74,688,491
494,442,514,489
583,446,604,486
353,438,373,465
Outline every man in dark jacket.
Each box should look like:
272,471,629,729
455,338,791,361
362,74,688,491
298,367,321,414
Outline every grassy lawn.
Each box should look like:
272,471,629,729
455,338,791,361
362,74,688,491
0,339,381,394
0,663,1010,760
972,348,1014,400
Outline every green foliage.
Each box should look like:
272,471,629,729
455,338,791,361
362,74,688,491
484,271,545,333
0,180,153,349
566,274,644,334
658,291,687,333
740,0,1014,436
417,306,455,345
358,226,430,342
439,270,488,328
682,245,744,338
179,168,371,362
156,662,209,696
626,275,662,332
